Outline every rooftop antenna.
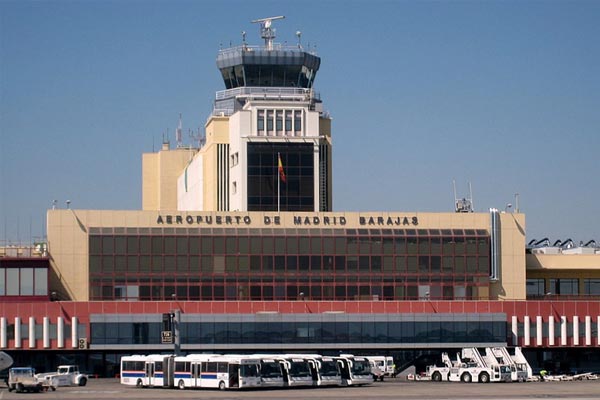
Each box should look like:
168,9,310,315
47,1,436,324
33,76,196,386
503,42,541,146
296,30,302,48
251,15,285,51
453,180,474,213
176,113,183,148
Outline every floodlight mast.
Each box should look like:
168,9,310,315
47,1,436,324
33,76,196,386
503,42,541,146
251,15,285,50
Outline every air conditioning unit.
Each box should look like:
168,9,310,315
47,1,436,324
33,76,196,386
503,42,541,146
78,338,88,349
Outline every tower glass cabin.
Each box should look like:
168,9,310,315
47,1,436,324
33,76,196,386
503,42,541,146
212,17,332,212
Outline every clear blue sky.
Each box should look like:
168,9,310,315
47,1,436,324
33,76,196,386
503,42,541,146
1,0,599,244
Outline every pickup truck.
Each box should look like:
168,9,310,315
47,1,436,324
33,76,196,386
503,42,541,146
7,367,56,393
35,365,88,387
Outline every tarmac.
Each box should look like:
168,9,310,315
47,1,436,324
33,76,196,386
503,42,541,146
2,377,600,400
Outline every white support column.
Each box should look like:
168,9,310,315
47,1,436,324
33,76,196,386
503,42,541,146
511,316,518,346
560,316,567,346
585,316,592,346
524,316,531,346
0,317,6,348
29,316,36,348
71,317,78,349
536,315,543,346
548,316,555,346
573,316,579,346
43,317,50,348
57,317,65,348
14,317,22,348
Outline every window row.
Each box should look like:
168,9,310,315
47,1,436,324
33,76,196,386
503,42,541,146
91,320,507,345
526,278,600,297
0,267,48,296
90,236,490,256
89,227,489,237
89,254,489,275
257,109,302,136
88,282,484,301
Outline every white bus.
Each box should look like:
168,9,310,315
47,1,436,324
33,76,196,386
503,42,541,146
120,354,174,388
337,355,373,386
120,355,147,387
255,357,286,387
172,354,213,389
281,357,314,387
313,356,343,386
202,355,261,390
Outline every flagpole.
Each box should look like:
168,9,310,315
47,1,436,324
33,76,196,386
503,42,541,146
277,152,280,213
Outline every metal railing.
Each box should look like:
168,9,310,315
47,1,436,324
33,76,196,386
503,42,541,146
215,86,318,101
218,43,317,56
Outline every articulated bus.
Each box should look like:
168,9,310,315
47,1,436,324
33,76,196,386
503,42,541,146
120,354,174,388
120,352,372,390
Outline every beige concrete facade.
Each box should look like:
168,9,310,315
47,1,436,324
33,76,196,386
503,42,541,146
142,144,197,211
46,209,526,302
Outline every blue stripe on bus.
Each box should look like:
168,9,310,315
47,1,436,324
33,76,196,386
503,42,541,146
200,373,218,379
174,373,192,379
122,372,145,378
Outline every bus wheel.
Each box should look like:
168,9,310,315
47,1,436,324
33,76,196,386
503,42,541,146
79,377,87,386
178,380,185,390
461,372,472,383
432,371,442,382
479,372,490,383
136,379,143,388
219,381,226,390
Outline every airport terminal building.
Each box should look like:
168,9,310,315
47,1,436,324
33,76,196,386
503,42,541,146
1,18,599,377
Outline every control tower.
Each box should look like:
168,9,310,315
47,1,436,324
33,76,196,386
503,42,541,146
176,16,332,212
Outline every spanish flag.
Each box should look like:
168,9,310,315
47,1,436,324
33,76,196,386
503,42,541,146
278,153,286,183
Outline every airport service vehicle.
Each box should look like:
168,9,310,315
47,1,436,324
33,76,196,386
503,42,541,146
484,347,530,382
337,355,373,386
36,364,88,387
123,354,174,388
427,349,511,383
7,367,55,393
359,355,394,378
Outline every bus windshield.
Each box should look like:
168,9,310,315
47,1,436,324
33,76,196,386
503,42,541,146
241,364,259,377
289,361,311,377
260,362,282,378
351,359,371,375
319,360,340,376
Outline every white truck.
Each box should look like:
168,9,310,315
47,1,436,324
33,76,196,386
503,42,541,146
427,350,511,383
36,365,88,387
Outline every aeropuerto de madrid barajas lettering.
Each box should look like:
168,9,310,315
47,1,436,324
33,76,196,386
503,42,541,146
359,216,418,226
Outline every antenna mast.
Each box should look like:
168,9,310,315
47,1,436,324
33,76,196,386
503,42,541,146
251,15,285,50
453,180,474,213
176,113,183,148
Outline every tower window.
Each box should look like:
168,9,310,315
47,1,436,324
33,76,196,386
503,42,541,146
294,110,302,132
257,110,265,134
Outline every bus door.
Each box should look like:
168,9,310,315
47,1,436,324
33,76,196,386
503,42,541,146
192,362,201,387
228,363,239,388
308,360,319,385
145,362,154,386
281,361,291,386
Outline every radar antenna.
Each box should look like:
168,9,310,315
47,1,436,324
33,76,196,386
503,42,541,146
251,15,285,51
